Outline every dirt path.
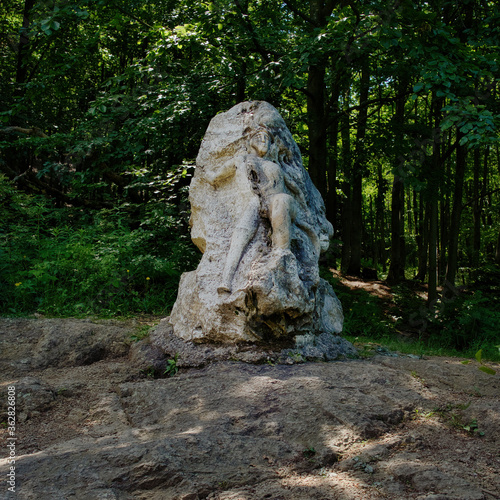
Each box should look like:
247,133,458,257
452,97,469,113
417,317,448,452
1,318,499,500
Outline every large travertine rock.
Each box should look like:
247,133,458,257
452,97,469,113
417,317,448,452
169,101,343,342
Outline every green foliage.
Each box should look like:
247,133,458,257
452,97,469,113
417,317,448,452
424,403,485,437
428,289,500,358
302,447,316,459
164,353,179,377
321,268,394,339
0,175,199,317
469,349,497,375
130,324,153,342
387,276,500,361
1,0,499,362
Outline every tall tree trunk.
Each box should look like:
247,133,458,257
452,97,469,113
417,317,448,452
445,133,467,286
340,101,352,274
347,58,370,276
472,148,481,267
428,197,438,306
427,95,443,305
326,80,340,226
415,191,428,281
495,230,500,265
400,184,406,277
369,196,376,265
236,61,247,103
387,75,408,282
307,63,327,197
388,176,404,282
439,195,449,278
16,0,35,88
375,163,386,271
306,0,335,198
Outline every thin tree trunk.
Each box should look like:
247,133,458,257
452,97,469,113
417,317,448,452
340,102,352,274
326,81,340,226
439,133,452,277
236,61,246,103
400,184,406,278
428,197,438,306
369,196,376,265
387,76,408,283
347,58,370,276
445,133,467,286
472,149,481,267
375,163,385,271
388,176,404,282
427,95,443,305
439,194,448,278
306,0,334,198
16,0,35,88
495,230,500,265
415,192,428,281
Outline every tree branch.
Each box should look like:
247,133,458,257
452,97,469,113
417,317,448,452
1,126,48,138
234,0,278,62
283,0,319,26
114,4,153,29
462,188,500,209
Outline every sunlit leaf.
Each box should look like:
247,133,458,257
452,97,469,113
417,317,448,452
478,366,496,376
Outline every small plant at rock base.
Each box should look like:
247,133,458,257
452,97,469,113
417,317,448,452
461,349,497,375
427,402,485,436
288,351,304,363
130,324,152,342
302,446,316,459
164,353,179,377
410,371,428,386
462,419,485,436
142,366,156,379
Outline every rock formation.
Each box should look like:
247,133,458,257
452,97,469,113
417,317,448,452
169,101,343,342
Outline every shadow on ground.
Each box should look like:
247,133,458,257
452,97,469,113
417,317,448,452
0,318,499,500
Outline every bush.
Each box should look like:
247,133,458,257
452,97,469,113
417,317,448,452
321,268,394,338
429,289,500,360
391,271,500,361
0,176,199,317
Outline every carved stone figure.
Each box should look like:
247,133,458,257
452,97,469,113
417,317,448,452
169,101,343,343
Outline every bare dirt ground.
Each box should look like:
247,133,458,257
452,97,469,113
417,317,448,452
1,316,499,500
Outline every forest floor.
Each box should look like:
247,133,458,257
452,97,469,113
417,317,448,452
1,311,499,500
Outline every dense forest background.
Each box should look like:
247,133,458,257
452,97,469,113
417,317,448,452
1,0,499,358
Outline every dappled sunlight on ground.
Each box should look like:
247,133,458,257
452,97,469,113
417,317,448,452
1,318,499,499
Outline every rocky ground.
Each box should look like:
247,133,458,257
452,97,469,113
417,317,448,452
1,317,499,500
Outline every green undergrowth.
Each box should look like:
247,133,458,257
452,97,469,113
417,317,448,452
343,334,486,361
322,267,500,363
0,176,200,317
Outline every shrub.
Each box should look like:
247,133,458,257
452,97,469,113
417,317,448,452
0,175,199,317
320,268,394,338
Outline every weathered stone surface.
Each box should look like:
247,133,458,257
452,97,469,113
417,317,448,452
0,318,131,374
0,377,55,422
1,318,499,500
146,318,356,369
391,466,485,500
169,101,343,342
